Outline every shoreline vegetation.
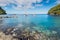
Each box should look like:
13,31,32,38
48,4,60,15
0,7,6,15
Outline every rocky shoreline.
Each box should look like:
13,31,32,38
0,15,17,18
0,27,60,40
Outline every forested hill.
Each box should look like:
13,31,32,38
48,4,60,15
0,7,6,15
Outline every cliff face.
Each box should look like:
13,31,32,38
0,7,6,15
48,4,60,15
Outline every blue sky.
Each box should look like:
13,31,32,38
0,0,60,14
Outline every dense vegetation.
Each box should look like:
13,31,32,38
48,4,60,15
0,7,6,15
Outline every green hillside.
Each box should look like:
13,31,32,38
48,4,60,15
0,7,6,15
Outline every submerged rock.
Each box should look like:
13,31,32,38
0,27,60,40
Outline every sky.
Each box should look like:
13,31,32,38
0,0,60,14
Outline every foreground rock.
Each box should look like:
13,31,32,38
0,27,60,40
0,31,18,40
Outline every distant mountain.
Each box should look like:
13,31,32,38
0,7,6,15
48,4,60,15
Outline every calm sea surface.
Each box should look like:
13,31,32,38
0,14,60,35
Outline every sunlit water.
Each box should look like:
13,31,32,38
0,14,60,36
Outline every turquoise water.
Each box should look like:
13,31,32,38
0,14,60,35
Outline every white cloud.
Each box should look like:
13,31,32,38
0,3,7,6
36,0,43,2
56,0,60,4
0,0,43,10
36,4,43,6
